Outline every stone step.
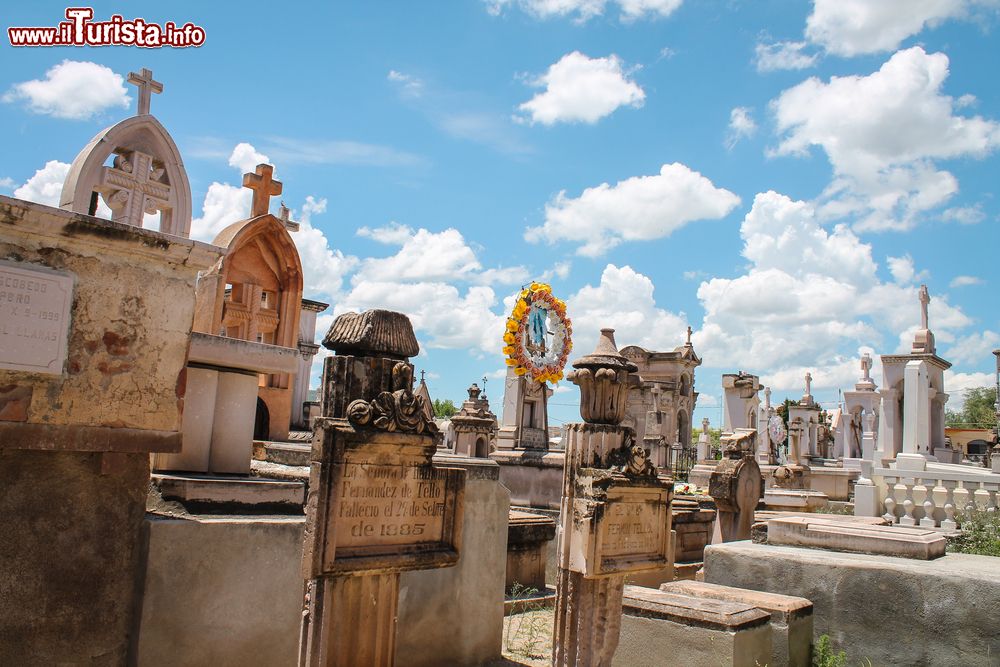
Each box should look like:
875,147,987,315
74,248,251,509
252,440,311,467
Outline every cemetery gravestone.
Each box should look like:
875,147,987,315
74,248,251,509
299,309,465,667
553,329,673,666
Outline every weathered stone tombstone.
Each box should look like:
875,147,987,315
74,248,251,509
553,329,673,666
299,309,465,667
709,429,763,542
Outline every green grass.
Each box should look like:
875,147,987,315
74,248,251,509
949,510,1000,557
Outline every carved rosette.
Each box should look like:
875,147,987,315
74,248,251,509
567,328,637,425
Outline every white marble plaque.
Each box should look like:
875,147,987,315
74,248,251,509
0,260,73,375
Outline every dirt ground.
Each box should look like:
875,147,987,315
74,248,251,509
490,607,554,667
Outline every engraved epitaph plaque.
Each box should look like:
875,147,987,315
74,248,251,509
0,260,73,375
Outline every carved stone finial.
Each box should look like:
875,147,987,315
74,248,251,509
567,329,637,425
322,309,420,359
686,325,693,346
468,383,481,401
919,284,930,330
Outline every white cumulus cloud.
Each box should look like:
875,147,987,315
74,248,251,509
771,47,1000,232
3,60,130,120
950,275,983,288
526,162,740,256
517,52,645,126
726,107,758,149
12,160,70,206
805,0,973,57
755,41,819,72
485,0,681,22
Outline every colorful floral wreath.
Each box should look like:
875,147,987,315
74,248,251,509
502,282,572,384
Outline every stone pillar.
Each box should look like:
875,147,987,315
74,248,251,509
553,329,673,667
299,310,466,667
902,360,931,458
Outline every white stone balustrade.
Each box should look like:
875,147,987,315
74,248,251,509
876,463,1000,529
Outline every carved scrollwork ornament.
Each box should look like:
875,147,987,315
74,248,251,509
345,362,438,434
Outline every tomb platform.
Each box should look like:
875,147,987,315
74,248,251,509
150,472,305,514
138,453,509,667
766,516,946,559
762,487,829,512
659,580,813,667
705,541,1000,667
671,497,716,566
251,438,310,467
615,585,773,667
506,509,556,593
490,448,565,510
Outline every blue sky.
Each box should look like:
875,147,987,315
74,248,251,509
2,1,998,429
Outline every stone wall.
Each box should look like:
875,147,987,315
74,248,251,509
0,450,149,664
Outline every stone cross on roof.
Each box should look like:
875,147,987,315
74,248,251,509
685,325,692,346
278,202,300,232
482,375,488,397
919,284,930,330
128,67,163,116
804,372,812,398
243,164,282,218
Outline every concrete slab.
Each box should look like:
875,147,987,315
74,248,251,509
615,585,772,667
767,516,946,559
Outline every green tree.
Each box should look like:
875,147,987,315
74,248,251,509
432,399,458,418
945,387,997,429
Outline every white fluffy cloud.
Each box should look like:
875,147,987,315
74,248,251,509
771,47,1000,231
694,190,975,394
726,107,757,149
293,196,358,299
946,330,1000,367
3,60,130,120
755,41,818,72
568,264,689,355
805,0,973,57
950,275,983,288
12,160,70,206
517,52,645,126
486,0,681,22
526,162,740,256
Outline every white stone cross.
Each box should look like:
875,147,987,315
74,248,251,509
128,67,163,116
918,284,930,330
278,202,300,232
243,164,282,218
97,150,171,227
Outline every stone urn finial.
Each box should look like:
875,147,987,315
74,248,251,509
567,328,638,425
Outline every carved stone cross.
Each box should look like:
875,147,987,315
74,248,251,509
97,149,171,227
685,325,692,346
918,284,930,330
127,67,163,116
278,201,300,232
243,164,282,218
